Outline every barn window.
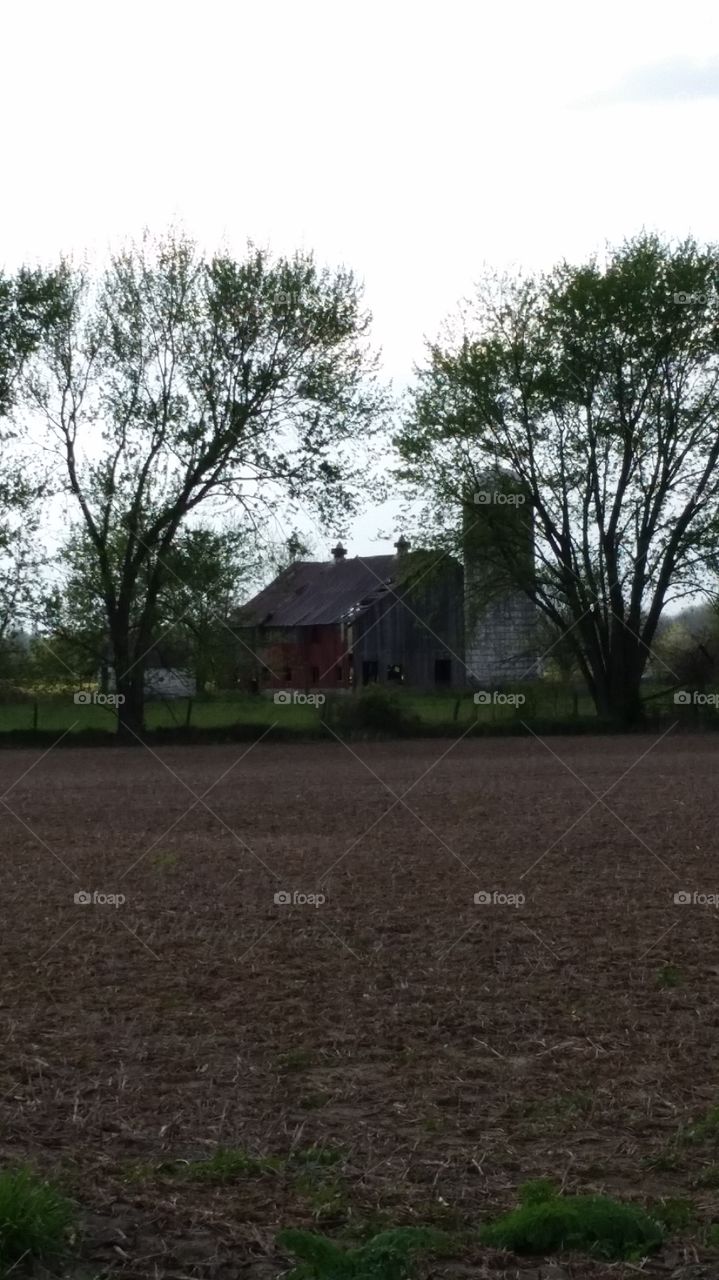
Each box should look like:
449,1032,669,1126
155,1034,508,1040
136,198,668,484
434,658,452,685
387,663,404,683
362,660,378,684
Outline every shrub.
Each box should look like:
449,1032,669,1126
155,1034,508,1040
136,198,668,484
334,686,419,736
277,1225,453,1280
480,1179,663,1261
0,1167,74,1273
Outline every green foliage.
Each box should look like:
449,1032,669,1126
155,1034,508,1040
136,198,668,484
294,1174,348,1220
291,1146,346,1168
0,1167,74,1274
129,1147,281,1183
277,1226,453,1280
185,1148,281,1181
657,963,682,988
334,685,420,735
398,233,719,724
685,1105,719,1143
27,231,386,730
650,1197,696,1231
480,1181,663,1260
278,1048,316,1072
519,1178,558,1206
705,1222,719,1247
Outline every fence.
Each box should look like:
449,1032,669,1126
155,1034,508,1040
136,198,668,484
0,682,717,737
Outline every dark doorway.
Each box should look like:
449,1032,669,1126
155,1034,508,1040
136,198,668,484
434,658,452,685
362,660,378,684
387,663,404,683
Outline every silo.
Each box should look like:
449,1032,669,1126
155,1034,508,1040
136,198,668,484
463,468,539,685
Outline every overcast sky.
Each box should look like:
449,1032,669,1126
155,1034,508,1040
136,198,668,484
3,0,719,555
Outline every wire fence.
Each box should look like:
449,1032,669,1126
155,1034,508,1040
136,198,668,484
0,681,716,737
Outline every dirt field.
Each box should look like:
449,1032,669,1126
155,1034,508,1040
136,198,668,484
1,732,718,1279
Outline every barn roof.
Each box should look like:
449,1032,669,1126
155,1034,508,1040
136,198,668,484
236,555,399,627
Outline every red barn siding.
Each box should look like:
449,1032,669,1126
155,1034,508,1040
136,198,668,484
256,626,350,689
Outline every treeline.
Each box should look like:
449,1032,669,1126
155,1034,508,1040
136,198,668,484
2,230,719,728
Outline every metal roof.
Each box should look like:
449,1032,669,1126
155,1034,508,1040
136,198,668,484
235,555,399,627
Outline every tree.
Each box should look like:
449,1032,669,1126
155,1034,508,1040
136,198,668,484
41,522,262,695
0,267,66,657
397,234,719,724
650,601,719,692
27,232,385,734
148,525,263,692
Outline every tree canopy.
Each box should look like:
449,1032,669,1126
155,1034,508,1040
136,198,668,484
397,234,719,721
27,231,386,730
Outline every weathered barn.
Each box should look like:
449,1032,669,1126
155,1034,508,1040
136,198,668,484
234,540,465,691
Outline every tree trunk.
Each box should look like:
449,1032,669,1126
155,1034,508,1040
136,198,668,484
591,634,645,726
111,623,146,739
116,671,145,738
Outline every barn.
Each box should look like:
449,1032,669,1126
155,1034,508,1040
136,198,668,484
233,540,466,692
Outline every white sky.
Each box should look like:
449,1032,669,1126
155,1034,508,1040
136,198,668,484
3,0,719,556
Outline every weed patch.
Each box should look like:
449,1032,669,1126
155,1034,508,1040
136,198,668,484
480,1179,663,1261
0,1167,74,1275
277,1226,454,1280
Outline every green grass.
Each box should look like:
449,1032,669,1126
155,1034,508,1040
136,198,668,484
479,1179,664,1261
0,683,619,736
294,1175,348,1221
278,1048,317,1072
0,678,708,737
705,1223,719,1248
291,1146,346,1168
277,1226,455,1280
657,964,683,988
2,678,714,739
299,1091,332,1110
685,1104,719,1143
649,1196,696,1231
0,1167,75,1275
125,1147,281,1183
